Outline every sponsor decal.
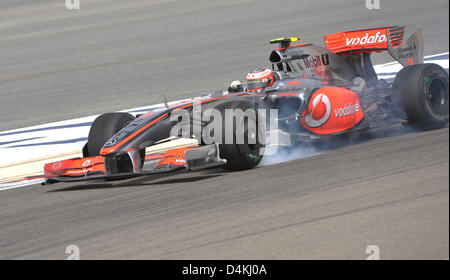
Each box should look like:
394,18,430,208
52,162,62,170
302,54,329,69
175,158,186,164
346,32,387,46
305,94,331,127
67,169,90,175
81,159,91,167
398,43,417,60
334,103,360,117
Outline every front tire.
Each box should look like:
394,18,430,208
393,63,449,129
215,102,265,171
86,112,135,156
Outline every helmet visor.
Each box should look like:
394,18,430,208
247,79,269,91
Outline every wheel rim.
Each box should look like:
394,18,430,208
427,79,448,116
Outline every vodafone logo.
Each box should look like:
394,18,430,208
334,103,360,118
52,162,62,170
305,93,331,128
346,32,387,46
82,160,91,167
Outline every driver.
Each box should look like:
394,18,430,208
228,68,275,93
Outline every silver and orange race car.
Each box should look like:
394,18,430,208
43,25,449,184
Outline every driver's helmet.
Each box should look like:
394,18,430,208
246,68,274,92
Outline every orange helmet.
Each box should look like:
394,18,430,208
246,68,274,92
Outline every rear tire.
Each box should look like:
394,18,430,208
393,63,449,129
86,112,135,156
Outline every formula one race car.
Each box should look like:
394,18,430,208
44,25,449,184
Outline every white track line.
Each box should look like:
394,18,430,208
0,179,44,191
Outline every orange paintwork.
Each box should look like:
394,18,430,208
301,87,364,135
277,92,298,97
155,147,199,167
325,28,390,54
44,156,105,178
287,80,301,86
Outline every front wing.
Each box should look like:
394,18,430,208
43,144,226,184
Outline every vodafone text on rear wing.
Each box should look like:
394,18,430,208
325,25,424,67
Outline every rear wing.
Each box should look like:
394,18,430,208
324,26,424,67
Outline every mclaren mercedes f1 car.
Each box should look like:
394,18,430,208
44,25,449,184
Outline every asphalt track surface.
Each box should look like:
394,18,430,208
0,0,448,259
